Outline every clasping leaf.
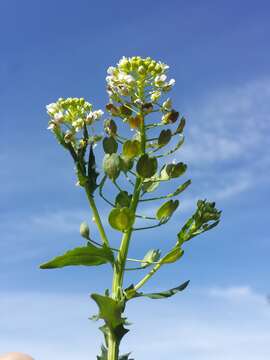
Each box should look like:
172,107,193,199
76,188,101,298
40,244,114,269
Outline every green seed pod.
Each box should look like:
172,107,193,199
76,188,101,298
103,137,118,154
162,110,179,124
108,207,135,232
136,154,158,178
115,191,132,208
175,117,186,134
80,221,90,239
106,103,119,116
120,105,132,117
165,162,187,178
158,129,172,147
103,153,121,180
104,119,117,136
156,200,179,221
142,102,153,114
123,140,141,159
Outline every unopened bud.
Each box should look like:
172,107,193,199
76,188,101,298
80,222,90,239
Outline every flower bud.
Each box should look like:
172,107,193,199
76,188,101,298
80,221,90,239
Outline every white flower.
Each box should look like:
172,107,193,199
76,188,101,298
118,56,129,67
53,111,64,124
47,122,56,131
93,109,104,120
168,79,175,86
46,102,58,114
150,91,161,102
124,74,135,84
154,74,167,86
107,66,115,75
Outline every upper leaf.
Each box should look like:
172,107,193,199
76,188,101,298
40,244,114,269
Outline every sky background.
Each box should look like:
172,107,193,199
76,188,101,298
0,0,270,359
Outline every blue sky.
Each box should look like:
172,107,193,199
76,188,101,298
0,0,270,359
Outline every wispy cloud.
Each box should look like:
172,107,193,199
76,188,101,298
171,77,270,205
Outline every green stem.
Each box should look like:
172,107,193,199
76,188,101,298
107,333,119,360
85,186,109,247
134,262,163,291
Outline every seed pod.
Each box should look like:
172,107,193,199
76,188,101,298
142,102,153,114
175,117,186,134
120,105,132,117
128,115,143,129
158,129,172,147
115,191,132,208
106,103,119,116
119,155,134,173
136,154,158,178
162,110,179,124
104,119,117,136
165,162,187,178
103,153,121,180
156,200,179,221
123,140,141,159
103,137,118,154
108,207,135,232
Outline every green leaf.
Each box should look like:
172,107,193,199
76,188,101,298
141,249,161,268
156,200,179,221
97,344,107,360
103,136,118,154
91,294,129,342
40,244,114,269
125,280,189,301
158,129,172,147
161,246,184,264
103,153,121,180
141,280,189,299
108,207,135,232
123,140,141,159
115,191,132,208
87,145,99,194
136,154,157,178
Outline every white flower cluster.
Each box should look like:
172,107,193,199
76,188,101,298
106,56,175,99
46,98,103,143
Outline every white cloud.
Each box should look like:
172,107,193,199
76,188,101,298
169,77,270,205
182,78,270,165
0,286,270,360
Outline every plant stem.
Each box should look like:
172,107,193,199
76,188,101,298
107,333,119,360
85,186,110,247
134,262,163,291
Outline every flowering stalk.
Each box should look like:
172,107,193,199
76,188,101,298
40,56,221,360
